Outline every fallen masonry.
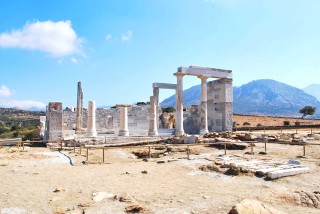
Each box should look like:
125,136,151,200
209,155,310,180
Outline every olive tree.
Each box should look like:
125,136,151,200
299,106,316,118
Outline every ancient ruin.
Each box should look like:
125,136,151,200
42,65,233,142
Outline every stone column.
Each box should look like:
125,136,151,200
76,82,83,133
148,96,158,136
153,87,160,130
86,101,97,137
39,116,46,140
46,102,63,140
117,104,131,136
175,73,185,136
199,76,209,135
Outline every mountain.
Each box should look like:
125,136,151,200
160,79,320,117
303,84,320,101
160,84,201,108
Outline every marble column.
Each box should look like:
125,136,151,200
199,76,209,135
76,82,83,133
86,101,97,137
148,96,158,136
117,104,131,136
175,73,185,136
153,87,160,130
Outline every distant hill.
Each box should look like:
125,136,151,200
303,84,320,101
160,79,320,118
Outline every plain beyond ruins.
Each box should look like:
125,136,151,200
41,65,233,142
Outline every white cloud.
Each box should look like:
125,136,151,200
0,85,45,110
105,34,112,41
71,57,78,64
0,85,12,98
121,30,133,41
0,100,46,110
0,20,83,57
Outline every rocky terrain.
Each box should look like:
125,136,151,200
1,129,320,213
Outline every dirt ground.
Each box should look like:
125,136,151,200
233,115,320,127
1,131,320,214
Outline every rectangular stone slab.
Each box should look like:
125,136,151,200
267,167,310,179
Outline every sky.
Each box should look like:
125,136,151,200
0,0,319,110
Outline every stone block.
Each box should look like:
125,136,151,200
183,135,199,144
267,167,310,179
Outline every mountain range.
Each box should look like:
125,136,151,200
303,84,320,101
160,79,320,118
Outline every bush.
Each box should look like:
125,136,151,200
243,122,251,126
283,121,290,126
257,123,263,127
295,121,301,126
162,107,175,113
22,130,39,141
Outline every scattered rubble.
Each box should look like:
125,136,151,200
125,204,147,213
293,190,320,209
92,192,115,202
228,199,286,214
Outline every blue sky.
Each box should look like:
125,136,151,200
0,0,319,110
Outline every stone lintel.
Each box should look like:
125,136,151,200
176,66,232,79
116,104,131,108
152,83,177,90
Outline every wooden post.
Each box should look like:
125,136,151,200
187,145,190,159
22,142,25,150
303,145,306,156
102,148,105,163
264,142,267,152
251,142,253,154
60,141,63,150
264,127,265,133
73,143,75,153
281,128,282,133
86,148,89,161
148,146,151,159
311,128,313,134
79,145,82,155
224,143,227,155
296,129,297,134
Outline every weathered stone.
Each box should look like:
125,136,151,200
92,192,115,202
267,167,310,179
183,135,199,144
228,199,286,214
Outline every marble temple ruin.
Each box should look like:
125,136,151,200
41,66,233,142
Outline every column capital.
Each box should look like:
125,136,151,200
173,72,185,77
198,75,209,81
116,104,131,108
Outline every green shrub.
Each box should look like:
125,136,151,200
283,121,290,126
162,107,175,113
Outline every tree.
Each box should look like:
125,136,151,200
299,106,316,118
162,107,175,113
